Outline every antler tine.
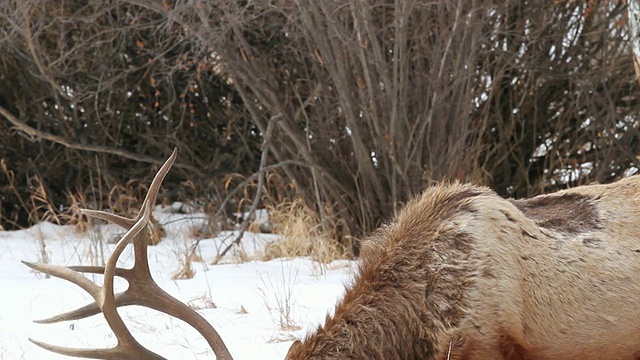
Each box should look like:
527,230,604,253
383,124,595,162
24,148,179,326
27,148,235,360
29,266,134,324
24,198,164,359
77,147,179,230
27,337,158,360
29,291,134,324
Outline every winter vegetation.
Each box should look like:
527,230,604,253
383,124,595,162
1,200,354,359
2,0,640,359
1,1,638,242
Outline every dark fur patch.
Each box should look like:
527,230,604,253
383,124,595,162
445,189,483,214
510,193,601,234
500,209,517,223
287,186,488,359
499,334,527,360
423,231,475,330
582,238,603,249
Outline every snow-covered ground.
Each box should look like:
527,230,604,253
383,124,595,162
0,206,356,359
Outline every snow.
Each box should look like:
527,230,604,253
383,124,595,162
0,206,356,359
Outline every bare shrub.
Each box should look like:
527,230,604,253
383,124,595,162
119,0,637,246
0,0,260,229
2,1,638,252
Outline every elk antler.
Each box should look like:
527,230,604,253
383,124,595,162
23,148,234,360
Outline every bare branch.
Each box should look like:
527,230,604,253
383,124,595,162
629,0,640,85
213,113,280,264
0,105,204,177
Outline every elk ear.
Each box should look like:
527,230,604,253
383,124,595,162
286,340,303,358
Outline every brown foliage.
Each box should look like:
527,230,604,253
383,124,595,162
0,0,261,228
1,1,639,249
151,0,638,243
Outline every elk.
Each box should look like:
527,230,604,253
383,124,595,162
24,148,640,359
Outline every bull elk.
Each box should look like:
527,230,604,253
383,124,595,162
24,148,640,359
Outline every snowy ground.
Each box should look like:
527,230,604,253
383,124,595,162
0,206,356,359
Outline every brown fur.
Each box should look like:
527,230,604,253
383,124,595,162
285,177,640,360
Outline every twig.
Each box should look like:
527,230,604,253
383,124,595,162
0,105,204,177
629,0,640,85
186,158,312,262
212,113,281,264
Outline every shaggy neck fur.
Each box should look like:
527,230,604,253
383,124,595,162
287,176,640,360
286,184,484,359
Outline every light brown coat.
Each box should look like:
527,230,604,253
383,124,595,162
286,177,640,359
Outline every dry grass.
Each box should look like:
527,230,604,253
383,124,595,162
146,217,166,245
257,264,302,332
108,181,166,245
27,175,63,226
197,171,351,265
62,191,91,233
267,333,299,343
32,227,50,278
107,179,147,216
172,258,195,280
16,172,111,268
24,175,58,269
186,294,217,310
261,197,348,264
27,175,92,233
172,237,197,280
231,246,252,263
0,159,28,229
84,224,107,266
2,159,91,234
